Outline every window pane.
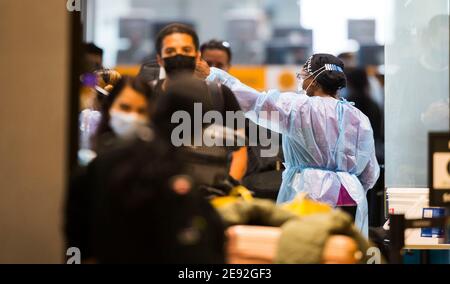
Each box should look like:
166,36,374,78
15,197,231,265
385,0,449,187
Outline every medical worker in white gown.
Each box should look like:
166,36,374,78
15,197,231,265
202,53,380,237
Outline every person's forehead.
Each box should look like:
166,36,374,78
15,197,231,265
116,86,147,104
202,49,228,61
162,33,195,48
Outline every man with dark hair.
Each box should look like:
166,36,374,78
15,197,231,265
200,40,232,71
85,43,104,56
154,23,201,92
84,43,104,71
152,23,248,182
155,23,199,58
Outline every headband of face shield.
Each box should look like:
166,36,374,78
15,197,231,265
298,64,344,94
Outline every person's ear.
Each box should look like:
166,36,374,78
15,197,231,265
157,54,164,67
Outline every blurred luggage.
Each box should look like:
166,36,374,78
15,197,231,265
226,225,281,264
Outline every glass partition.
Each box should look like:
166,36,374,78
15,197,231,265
385,0,449,187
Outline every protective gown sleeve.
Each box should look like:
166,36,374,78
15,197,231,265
206,67,309,135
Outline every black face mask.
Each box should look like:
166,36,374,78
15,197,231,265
163,54,196,77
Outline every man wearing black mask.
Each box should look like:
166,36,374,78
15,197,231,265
152,23,248,182
153,24,205,95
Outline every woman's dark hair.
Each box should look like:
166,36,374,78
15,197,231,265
305,53,347,95
200,40,232,64
155,23,199,56
94,76,154,149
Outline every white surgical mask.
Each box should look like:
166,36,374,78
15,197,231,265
109,110,148,140
297,76,307,94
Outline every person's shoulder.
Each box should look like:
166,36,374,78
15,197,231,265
218,83,233,95
279,91,309,109
219,84,237,101
348,104,372,129
279,90,304,100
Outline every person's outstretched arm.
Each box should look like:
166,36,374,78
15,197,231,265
205,67,308,135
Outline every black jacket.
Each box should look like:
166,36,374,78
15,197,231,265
65,138,225,264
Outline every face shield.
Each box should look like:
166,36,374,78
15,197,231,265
297,64,345,95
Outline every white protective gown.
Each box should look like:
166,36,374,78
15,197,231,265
206,67,380,237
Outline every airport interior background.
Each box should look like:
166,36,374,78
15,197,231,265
0,0,448,264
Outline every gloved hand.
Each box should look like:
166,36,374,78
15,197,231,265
195,59,211,80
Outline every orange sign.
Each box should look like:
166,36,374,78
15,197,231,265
229,66,266,91
114,64,281,93
115,65,140,76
